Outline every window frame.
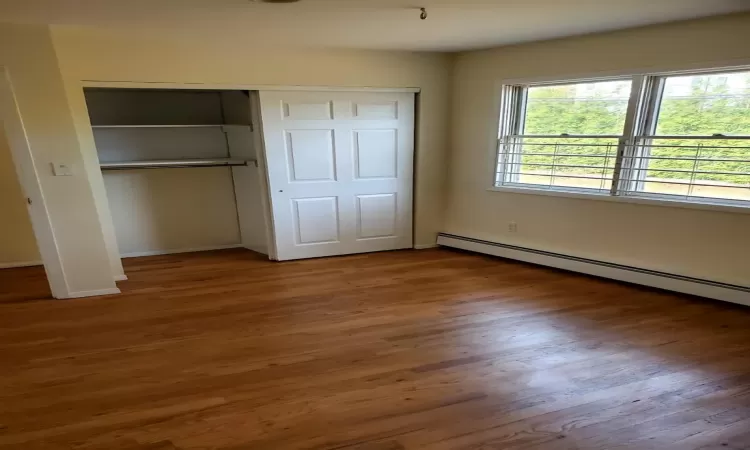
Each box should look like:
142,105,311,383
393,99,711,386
497,77,633,195
493,67,750,211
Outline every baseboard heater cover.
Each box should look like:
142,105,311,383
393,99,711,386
437,233,749,307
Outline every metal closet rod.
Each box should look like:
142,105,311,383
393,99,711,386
100,159,256,170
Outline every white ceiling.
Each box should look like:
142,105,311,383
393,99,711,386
1,0,749,51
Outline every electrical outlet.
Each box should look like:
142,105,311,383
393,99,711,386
508,222,518,233
51,162,73,176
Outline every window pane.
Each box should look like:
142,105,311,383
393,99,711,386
655,71,750,136
523,80,632,136
629,138,750,202
501,137,618,192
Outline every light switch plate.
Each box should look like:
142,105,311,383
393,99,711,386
51,162,73,176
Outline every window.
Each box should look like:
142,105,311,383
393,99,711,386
496,69,750,207
498,79,632,194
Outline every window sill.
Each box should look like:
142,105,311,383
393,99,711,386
487,185,750,215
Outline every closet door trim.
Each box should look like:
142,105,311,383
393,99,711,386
81,81,420,94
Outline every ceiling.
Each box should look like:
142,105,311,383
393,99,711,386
1,0,749,51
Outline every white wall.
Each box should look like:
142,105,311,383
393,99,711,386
0,128,40,267
50,27,452,265
0,23,117,297
103,168,242,256
446,13,750,287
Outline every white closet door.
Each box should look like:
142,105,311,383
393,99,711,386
259,90,414,261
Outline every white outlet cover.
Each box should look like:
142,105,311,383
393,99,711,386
52,162,73,176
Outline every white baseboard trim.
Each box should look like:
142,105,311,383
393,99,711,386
121,244,244,259
0,260,42,269
414,243,438,250
114,275,128,282
437,233,750,307
61,287,121,299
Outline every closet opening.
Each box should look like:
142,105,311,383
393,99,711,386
84,87,272,270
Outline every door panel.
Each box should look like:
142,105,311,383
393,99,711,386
260,91,414,261
285,129,336,182
354,129,398,179
356,193,397,239
283,101,334,120
353,101,398,119
292,197,340,244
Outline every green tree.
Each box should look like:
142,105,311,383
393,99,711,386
515,75,750,187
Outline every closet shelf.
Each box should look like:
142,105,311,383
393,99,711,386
100,158,255,170
91,124,251,129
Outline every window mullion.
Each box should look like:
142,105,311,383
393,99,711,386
612,75,650,196
632,76,665,193
496,86,526,186
638,76,664,136
503,86,527,184
514,86,528,135
511,87,528,183
495,86,510,186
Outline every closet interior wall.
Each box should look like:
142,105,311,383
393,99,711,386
85,88,268,258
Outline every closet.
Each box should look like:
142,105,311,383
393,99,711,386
85,88,271,259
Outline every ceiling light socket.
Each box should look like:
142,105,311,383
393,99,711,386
420,7,427,20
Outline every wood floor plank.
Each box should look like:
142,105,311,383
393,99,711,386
0,248,749,449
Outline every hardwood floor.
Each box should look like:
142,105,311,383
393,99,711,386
1,248,750,450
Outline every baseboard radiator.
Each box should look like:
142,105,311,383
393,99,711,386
437,233,750,307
